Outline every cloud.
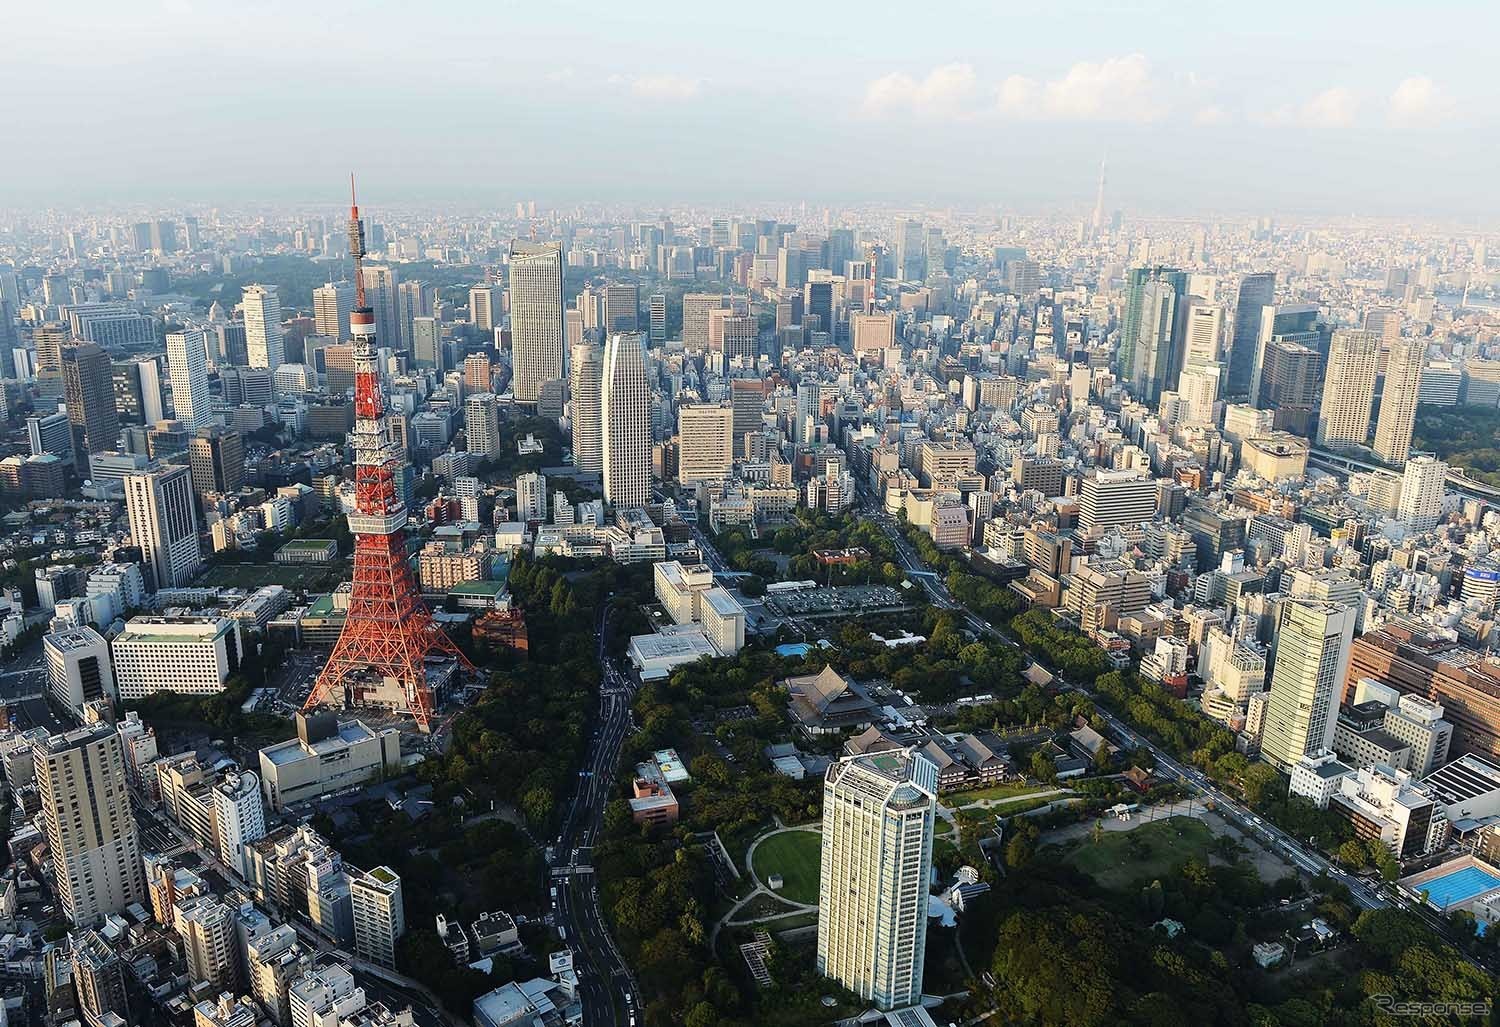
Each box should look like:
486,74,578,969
546,66,575,84
1259,86,1358,128
1388,76,1454,126
613,73,702,101
861,63,981,118
996,54,1164,122
1192,105,1230,126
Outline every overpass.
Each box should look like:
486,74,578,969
1307,446,1500,510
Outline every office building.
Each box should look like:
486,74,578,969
1372,337,1424,466
359,265,401,352
44,626,115,717
258,714,402,810
63,342,120,468
1397,455,1446,530
465,392,501,458
817,749,937,1010
469,285,499,333
897,218,927,281
1316,329,1380,449
1119,266,1186,387
1227,272,1276,395
350,866,405,970
677,404,734,484
411,316,441,370
463,352,492,394
188,426,246,496
313,281,354,342
28,410,74,460
242,285,284,370
166,330,211,428
516,472,547,522
1078,470,1157,535
113,355,168,426
509,242,565,403
603,284,639,333
601,332,650,508
569,343,603,474
729,379,765,458
110,615,241,700
648,293,667,342
1260,601,1356,772
1132,277,1180,402
124,464,201,589
681,293,727,350
34,724,147,925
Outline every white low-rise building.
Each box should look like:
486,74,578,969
44,626,116,716
1289,750,1354,809
110,615,242,701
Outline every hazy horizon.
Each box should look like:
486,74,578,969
6,0,1497,218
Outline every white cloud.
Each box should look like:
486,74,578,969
861,63,981,118
1259,86,1358,128
1388,76,1454,126
619,74,702,101
996,54,1164,123
1192,105,1230,126
546,66,576,84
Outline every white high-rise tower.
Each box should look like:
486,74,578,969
1259,601,1356,772
241,285,284,370
601,332,650,509
570,342,603,474
1316,329,1379,449
1373,336,1424,466
166,329,210,429
509,241,565,404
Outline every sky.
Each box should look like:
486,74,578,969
4,0,1496,217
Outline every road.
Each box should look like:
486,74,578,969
551,602,642,1027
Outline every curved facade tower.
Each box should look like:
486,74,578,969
303,177,469,733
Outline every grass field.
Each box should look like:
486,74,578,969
947,781,1052,807
195,561,351,592
752,829,823,906
1064,815,1213,891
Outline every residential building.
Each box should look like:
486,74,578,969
569,343,603,474
1397,455,1446,530
350,866,404,970
1316,329,1379,449
1259,601,1356,772
465,393,500,459
817,749,937,1010
1373,337,1424,465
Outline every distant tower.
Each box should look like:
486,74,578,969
1090,156,1107,238
303,177,469,734
601,332,650,508
570,343,604,474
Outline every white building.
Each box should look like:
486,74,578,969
166,329,211,429
258,714,401,810
817,749,937,1011
213,770,266,879
516,472,547,522
700,586,746,656
465,393,501,459
289,962,366,1027
1316,329,1379,450
1289,750,1353,809
1077,470,1157,535
44,626,115,716
110,615,241,701
601,332,651,509
1397,455,1446,530
242,285,284,371
677,404,734,484
124,464,201,590
653,560,715,625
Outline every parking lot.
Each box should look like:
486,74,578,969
762,584,910,618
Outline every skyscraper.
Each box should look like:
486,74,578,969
508,241,565,404
601,332,650,509
1132,278,1180,402
897,218,927,281
468,285,499,333
729,379,765,459
313,282,354,342
34,724,147,925
681,293,727,350
464,393,501,458
1259,601,1355,772
1118,266,1186,386
242,285,284,370
570,343,604,474
1397,455,1446,530
1179,300,1223,369
411,316,441,369
1227,272,1276,395
359,265,401,353
1373,336,1424,466
188,426,245,496
124,464,201,589
61,342,119,468
648,293,667,342
1316,329,1380,450
397,279,431,350
676,404,734,484
112,355,167,426
166,329,210,429
603,283,640,334
817,748,937,1011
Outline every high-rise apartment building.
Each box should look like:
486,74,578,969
516,471,547,522
213,770,266,879
601,332,651,509
1227,272,1276,395
124,464,201,589
464,393,500,458
463,352,492,394
1372,336,1424,466
569,343,603,474
677,404,734,484
62,342,119,468
176,893,240,992
349,866,404,970
313,282,354,342
242,285,284,370
1397,455,1446,530
817,749,937,1011
72,928,132,1027
1316,329,1379,450
508,242,565,403
166,330,211,429
1259,601,1356,772
34,724,147,925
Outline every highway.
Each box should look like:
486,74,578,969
551,602,642,1027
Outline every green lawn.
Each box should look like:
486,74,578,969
947,781,1052,807
195,560,351,592
752,829,823,906
1064,815,1213,891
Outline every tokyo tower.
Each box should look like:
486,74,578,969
303,176,470,733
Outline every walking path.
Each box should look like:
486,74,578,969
709,824,822,950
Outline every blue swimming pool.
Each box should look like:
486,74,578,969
775,642,814,657
1419,866,1500,909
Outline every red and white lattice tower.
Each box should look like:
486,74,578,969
303,176,470,733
